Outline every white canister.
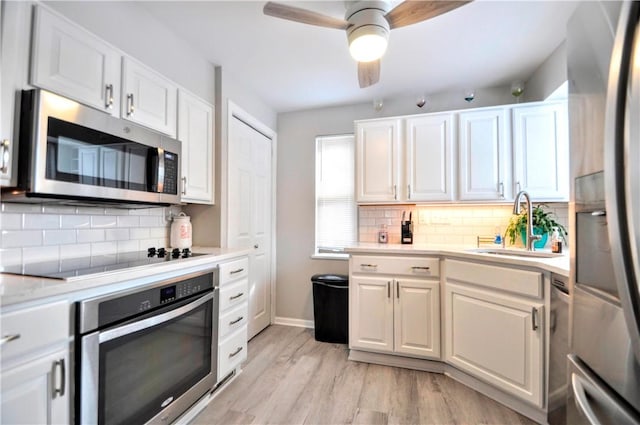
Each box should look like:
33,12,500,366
170,212,192,249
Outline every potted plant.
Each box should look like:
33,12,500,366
505,204,568,248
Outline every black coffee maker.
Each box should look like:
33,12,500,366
401,211,413,244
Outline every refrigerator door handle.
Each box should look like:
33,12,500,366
571,373,602,425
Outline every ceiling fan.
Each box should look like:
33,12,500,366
263,1,472,88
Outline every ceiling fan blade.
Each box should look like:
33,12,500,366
358,60,380,88
263,2,350,30
385,0,472,29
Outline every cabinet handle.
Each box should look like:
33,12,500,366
393,185,397,200
126,93,135,116
230,268,244,275
360,263,377,269
52,358,66,398
411,266,430,271
387,281,391,298
181,176,187,195
1,139,10,174
532,307,539,331
591,210,607,217
499,182,505,198
230,316,244,325
407,184,411,200
229,346,243,358
254,244,259,249
105,84,114,109
396,281,400,299
229,292,244,300
0,333,20,346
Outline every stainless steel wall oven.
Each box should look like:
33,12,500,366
75,268,219,425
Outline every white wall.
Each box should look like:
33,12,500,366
524,41,568,102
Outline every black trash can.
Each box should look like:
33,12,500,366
311,274,349,343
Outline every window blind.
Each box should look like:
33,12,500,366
315,134,356,253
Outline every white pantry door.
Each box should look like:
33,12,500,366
228,115,272,339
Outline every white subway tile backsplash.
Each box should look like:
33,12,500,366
105,228,129,241
91,216,117,228
62,215,90,229
77,229,105,243
117,216,140,228
2,203,42,213
60,244,92,259
2,230,43,248
1,213,22,230
139,216,161,227
42,205,76,214
117,240,139,253
77,206,105,215
24,214,60,230
23,246,58,263
0,249,22,266
129,208,150,216
43,229,76,246
149,227,167,238
130,228,150,239
91,242,118,256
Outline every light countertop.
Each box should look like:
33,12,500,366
0,246,251,309
344,243,570,277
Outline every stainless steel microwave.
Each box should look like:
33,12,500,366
2,89,181,207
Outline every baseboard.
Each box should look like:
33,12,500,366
273,316,314,328
349,350,445,373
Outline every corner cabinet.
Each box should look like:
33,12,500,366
178,90,214,204
349,255,441,359
355,119,402,202
512,102,569,200
31,5,121,114
444,259,544,407
1,301,70,425
458,108,511,201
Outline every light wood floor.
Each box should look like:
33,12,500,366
193,325,537,425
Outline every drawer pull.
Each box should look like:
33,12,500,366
532,307,539,331
387,281,391,298
0,333,20,346
229,292,244,301
360,263,378,268
411,266,430,271
52,358,65,397
230,316,244,325
396,282,400,299
230,268,245,275
229,346,243,358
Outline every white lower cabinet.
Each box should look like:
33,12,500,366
349,255,441,360
217,256,249,382
444,259,544,407
0,301,70,425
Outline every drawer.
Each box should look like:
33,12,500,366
1,301,69,363
218,327,247,380
446,259,543,298
219,278,249,311
219,303,248,338
351,255,439,278
219,257,249,284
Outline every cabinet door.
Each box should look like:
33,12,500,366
31,5,120,114
1,349,70,425
178,90,214,203
356,119,402,202
445,282,544,407
458,108,511,201
512,102,569,200
406,113,455,201
394,278,441,359
121,57,177,137
350,276,394,353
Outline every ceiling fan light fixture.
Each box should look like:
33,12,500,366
348,25,389,62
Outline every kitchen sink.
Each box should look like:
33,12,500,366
467,248,564,258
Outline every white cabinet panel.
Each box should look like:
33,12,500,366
458,108,511,201
31,5,120,114
394,278,440,358
406,113,455,201
356,119,402,202
178,90,214,203
512,102,569,200
350,276,394,352
121,57,177,137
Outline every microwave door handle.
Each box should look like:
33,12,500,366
98,291,214,343
157,148,165,193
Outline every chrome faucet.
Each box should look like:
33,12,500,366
513,190,541,251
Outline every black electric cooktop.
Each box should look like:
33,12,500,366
1,248,205,280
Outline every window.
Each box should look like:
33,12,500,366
315,134,356,257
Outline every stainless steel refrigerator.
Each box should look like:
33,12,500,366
568,1,640,423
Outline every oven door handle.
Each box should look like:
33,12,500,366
99,291,214,343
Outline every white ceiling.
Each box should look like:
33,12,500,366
139,1,578,113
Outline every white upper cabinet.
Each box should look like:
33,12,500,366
178,90,214,204
31,5,121,114
121,57,178,137
356,119,402,202
458,108,511,201
512,102,569,200
406,113,455,201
